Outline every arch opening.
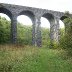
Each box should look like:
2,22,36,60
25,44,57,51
59,20,65,29
41,17,50,47
41,13,54,47
17,15,32,26
41,17,50,29
17,11,35,45
0,13,11,43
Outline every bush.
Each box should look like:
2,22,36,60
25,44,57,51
17,23,32,45
0,17,33,45
0,17,10,43
59,17,72,55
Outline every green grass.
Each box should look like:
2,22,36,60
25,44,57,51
0,44,72,72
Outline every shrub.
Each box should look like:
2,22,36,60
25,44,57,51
59,16,72,55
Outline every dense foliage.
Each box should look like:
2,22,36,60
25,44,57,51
17,23,32,45
60,18,72,47
41,28,50,47
0,16,50,46
0,16,11,43
59,15,72,55
0,16,33,45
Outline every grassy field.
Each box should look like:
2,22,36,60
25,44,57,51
0,44,72,72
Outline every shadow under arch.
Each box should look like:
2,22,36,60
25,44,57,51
60,16,68,21
17,10,35,45
41,13,55,47
42,13,55,23
0,7,12,19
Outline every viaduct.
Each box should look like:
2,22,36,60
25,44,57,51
0,3,67,46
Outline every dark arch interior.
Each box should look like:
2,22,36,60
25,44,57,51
0,7,12,19
60,15,68,29
42,13,54,22
60,16,68,21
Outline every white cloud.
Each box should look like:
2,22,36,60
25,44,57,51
0,13,10,21
17,15,32,26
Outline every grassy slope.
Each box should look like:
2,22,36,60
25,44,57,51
0,45,72,72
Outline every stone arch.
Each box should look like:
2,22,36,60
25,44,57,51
17,10,36,45
18,10,35,22
42,13,55,23
0,7,12,19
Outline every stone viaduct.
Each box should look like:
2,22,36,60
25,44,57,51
0,3,67,46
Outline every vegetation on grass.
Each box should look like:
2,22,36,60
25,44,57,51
0,45,72,72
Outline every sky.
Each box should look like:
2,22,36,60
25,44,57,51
0,0,71,28
0,0,72,12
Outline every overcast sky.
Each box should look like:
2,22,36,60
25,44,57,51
0,0,72,13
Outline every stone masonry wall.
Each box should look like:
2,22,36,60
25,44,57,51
0,3,65,46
